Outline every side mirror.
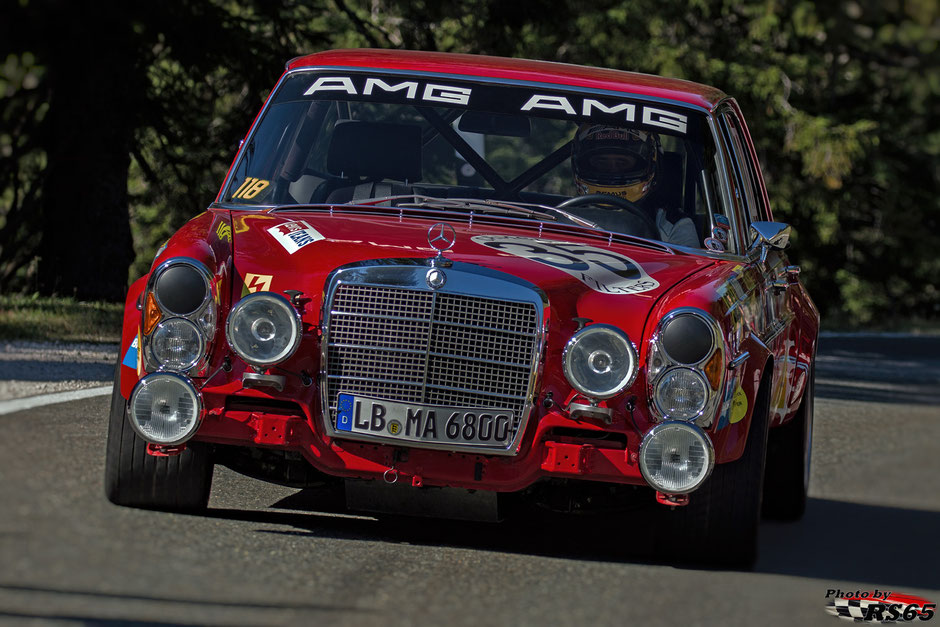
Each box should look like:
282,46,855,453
748,221,791,263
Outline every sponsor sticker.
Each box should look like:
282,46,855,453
122,336,138,369
824,588,935,622
729,385,748,424
242,273,273,296
267,220,324,254
291,75,690,135
472,235,659,295
232,177,271,200
215,221,232,243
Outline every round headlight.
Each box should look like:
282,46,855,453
563,324,638,399
653,367,709,420
129,373,203,445
660,312,714,365
151,317,204,371
154,261,209,316
639,422,714,493
226,292,301,367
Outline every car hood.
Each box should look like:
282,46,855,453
229,210,714,340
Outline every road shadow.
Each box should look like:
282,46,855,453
757,498,940,590
0,581,373,625
0,613,181,626
0,359,113,384
201,490,940,589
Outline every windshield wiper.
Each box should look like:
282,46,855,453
519,201,601,229
258,196,675,252
266,194,601,230
380,195,600,229
397,197,554,220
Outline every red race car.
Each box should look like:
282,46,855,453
105,49,818,566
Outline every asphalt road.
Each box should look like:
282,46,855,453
0,335,938,626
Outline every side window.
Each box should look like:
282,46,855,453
709,124,748,254
721,111,769,230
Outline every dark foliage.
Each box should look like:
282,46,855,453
1,0,937,326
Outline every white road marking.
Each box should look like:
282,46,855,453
0,385,112,416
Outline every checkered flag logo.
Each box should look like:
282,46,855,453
826,598,892,622
824,593,934,623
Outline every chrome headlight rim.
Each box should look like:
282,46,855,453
150,257,213,317
225,291,302,368
127,372,204,446
652,366,710,421
149,316,205,372
639,421,715,494
654,308,719,367
647,307,726,427
562,323,638,400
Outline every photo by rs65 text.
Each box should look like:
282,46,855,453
825,589,936,622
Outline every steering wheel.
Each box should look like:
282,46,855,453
556,193,659,236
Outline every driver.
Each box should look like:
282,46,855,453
571,124,699,247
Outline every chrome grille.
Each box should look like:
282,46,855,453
325,283,540,448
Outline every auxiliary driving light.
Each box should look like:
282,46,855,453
562,324,638,399
128,373,203,445
639,421,714,494
226,292,302,367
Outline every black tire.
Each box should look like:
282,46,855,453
762,363,814,521
104,362,213,511
659,375,772,569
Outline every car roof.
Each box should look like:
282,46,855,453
287,49,727,112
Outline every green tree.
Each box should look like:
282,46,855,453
2,0,936,326
337,0,940,326
0,0,329,299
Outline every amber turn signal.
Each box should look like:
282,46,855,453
703,349,723,390
143,292,162,335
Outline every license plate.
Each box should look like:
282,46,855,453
335,393,515,447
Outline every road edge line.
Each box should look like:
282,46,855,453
0,386,112,416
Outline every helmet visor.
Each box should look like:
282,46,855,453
573,127,657,187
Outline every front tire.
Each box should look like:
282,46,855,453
104,362,213,511
659,375,771,568
762,363,814,521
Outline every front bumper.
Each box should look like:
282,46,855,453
192,386,646,492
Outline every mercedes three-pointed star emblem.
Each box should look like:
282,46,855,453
427,223,456,254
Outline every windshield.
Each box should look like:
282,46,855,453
222,70,731,250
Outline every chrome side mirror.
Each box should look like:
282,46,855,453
748,221,791,263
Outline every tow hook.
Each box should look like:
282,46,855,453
146,443,187,457
656,491,689,507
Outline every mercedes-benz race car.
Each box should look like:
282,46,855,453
105,49,819,567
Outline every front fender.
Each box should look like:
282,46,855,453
118,276,146,399
118,209,234,399
710,334,772,464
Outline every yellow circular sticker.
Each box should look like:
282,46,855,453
730,386,748,424
388,420,402,436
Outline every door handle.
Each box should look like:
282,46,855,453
773,266,800,290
